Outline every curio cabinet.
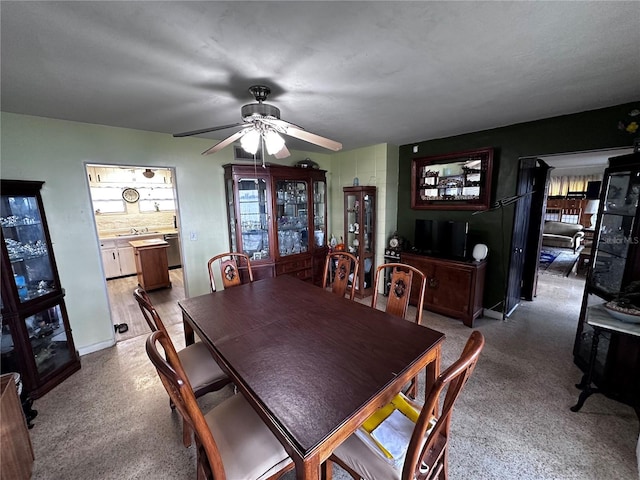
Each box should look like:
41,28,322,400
573,152,640,408
224,164,328,285
1,180,80,399
343,186,376,298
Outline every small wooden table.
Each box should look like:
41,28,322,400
576,247,592,275
179,275,444,480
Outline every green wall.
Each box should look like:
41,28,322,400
397,102,639,312
0,112,331,354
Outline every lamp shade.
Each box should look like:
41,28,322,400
584,200,599,214
240,129,261,154
585,199,599,228
264,130,285,155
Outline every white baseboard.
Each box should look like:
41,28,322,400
77,339,115,356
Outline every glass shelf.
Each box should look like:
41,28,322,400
1,195,58,304
232,177,270,260
275,180,309,257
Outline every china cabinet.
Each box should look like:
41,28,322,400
573,152,640,408
0,180,80,399
223,164,328,285
343,186,376,298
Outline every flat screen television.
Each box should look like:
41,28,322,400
414,219,468,259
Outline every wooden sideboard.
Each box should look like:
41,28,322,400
401,252,487,327
1,374,34,480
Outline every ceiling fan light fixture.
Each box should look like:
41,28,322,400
264,130,286,155
240,129,261,154
142,168,155,178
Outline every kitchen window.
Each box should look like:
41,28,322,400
90,186,125,214
138,186,176,212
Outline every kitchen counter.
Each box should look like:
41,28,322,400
99,229,178,240
128,238,169,249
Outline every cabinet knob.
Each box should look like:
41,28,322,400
428,277,439,289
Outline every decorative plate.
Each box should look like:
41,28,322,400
122,187,139,203
603,301,640,324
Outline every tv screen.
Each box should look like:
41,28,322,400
414,219,468,259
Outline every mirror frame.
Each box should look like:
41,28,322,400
410,147,494,211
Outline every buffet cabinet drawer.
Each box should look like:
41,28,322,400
276,256,312,275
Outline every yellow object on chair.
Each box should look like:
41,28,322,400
355,393,434,468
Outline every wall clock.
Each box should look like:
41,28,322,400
122,187,139,203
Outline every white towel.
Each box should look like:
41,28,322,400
371,409,415,465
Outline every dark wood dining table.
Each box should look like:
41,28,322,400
179,274,445,480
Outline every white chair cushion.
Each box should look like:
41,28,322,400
333,433,402,480
204,393,292,480
178,342,227,390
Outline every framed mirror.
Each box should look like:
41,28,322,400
411,147,493,210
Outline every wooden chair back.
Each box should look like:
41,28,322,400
322,252,359,300
329,331,484,480
372,263,427,325
146,330,226,479
402,330,484,480
208,252,254,292
133,287,167,333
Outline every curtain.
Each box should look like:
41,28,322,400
549,174,602,197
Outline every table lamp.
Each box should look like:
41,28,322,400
584,200,599,228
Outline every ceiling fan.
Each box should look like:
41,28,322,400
173,85,342,158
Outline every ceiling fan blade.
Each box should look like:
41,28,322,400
264,118,304,130
173,122,248,138
274,145,290,159
202,130,247,155
282,125,342,151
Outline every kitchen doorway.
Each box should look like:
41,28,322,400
86,164,186,341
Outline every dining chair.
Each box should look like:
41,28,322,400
146,330,294,480
207,252,254,292
327,330,485,480
372,263,427,398
133,287,231,447
322,251,360,300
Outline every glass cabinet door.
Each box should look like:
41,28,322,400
275,180,309,256
362,192,375,253
313,180,326,247
236,177,271,261
25,303,73,379
592,171,639,295
1,193,57,303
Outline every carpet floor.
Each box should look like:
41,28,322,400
28,274,638,480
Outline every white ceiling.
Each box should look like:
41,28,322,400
2,1,639,154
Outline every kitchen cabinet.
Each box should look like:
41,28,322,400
401,252,487,327
100,235,160,279
0,180,81,399
130,238,171,291
343,186,376,298
573,152,640,407
223,164,328,285
88,166,172,185
100,244,121,278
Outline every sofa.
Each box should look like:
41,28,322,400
542,221,584,252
